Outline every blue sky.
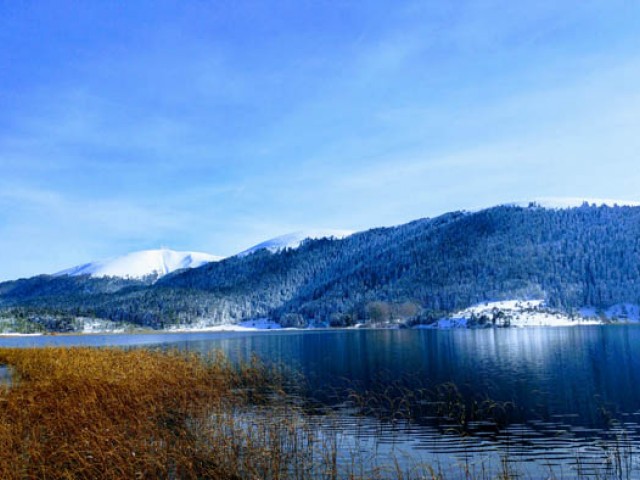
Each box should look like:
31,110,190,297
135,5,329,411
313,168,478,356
1,1,640,280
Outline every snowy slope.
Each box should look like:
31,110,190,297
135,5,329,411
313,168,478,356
167,318,283,333
51,229,353,280
237,229,353,257
417,299,640,329
55,249,222,280
418,300,603,328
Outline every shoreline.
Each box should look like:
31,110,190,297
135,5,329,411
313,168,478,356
3,320,637,338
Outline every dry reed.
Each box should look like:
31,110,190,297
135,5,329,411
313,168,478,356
0,347,295,479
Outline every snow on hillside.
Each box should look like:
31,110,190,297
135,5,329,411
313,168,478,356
48,229,353,281
167,318,283,332
238,229,354,257
55,249,222,280
510,197,640,209
418,300,603,329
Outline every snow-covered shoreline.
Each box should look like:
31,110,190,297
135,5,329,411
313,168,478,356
3,301,640,336
416,299,638,329
166,318,285,333
0,333,44,337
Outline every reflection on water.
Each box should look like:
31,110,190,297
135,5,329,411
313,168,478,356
3,326,640,477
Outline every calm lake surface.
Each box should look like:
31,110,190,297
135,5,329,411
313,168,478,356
3,326,640,478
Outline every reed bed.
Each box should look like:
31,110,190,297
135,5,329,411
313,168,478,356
0,347,287,479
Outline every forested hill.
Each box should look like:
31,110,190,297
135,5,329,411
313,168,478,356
2,203,640,330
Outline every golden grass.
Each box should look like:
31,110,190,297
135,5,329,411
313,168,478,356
0,347,293,479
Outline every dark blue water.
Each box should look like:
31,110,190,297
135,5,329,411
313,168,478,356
3,326,640,477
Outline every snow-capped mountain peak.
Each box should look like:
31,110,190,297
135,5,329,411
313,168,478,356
55,249,222,280
52,229,354,280
238,229,354,257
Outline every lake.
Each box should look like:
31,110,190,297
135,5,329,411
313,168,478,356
2,326,640,478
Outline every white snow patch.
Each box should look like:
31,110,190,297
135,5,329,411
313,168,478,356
418,300,603,329
168,318,283,333
55,248,223,280
0,332,43,337
238,229,353,257
81,318,128,333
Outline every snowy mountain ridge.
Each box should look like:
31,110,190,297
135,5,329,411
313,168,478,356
51,198,640,281
508,197,640,209
55,230,354,280
55,249,223,280
237,229,354,257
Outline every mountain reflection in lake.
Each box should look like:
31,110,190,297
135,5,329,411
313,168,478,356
3,326,640,478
